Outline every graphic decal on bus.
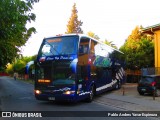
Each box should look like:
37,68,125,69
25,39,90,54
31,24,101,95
70,58,78,73
39,55,76,62
52,87,71,92
96,79,117,91
96,67,125,91
93,55,112,67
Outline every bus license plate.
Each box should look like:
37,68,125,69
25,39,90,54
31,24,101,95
48,97,55,100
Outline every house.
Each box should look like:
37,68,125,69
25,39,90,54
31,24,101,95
142,23,160,69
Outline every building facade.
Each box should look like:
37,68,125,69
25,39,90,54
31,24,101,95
142,24,160,68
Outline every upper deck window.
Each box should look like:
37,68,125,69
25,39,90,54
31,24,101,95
39,36,79,57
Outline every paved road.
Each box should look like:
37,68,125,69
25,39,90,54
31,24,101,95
0,76,159,120
0,76,118,111
106,83,160,111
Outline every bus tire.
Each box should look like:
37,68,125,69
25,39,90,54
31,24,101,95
86,85,95,102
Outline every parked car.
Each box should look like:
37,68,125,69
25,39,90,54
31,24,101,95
137,75,160,96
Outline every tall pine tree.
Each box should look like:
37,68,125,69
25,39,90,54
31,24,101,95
66,3,83,34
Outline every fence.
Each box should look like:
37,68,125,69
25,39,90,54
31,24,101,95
141,67,160,76
125,68,160,83
18,74,34,80
0,72,9,76
125,69,141,83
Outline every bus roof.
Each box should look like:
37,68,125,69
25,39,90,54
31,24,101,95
44,34,124,54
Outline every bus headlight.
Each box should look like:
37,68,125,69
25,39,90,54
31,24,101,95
63,91,75,95
35,90,42,95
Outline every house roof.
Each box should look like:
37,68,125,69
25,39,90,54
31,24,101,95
141,23,160,34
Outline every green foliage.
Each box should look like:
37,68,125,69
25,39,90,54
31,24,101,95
120,26,154,69
104,39,118,49
13,59,26,74
6,55,36,75
5,63,13,74
87,31,118,50
0,0,39,69
66,3,83,34
87,31,100,40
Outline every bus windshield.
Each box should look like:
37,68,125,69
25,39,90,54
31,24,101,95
39,36,79,57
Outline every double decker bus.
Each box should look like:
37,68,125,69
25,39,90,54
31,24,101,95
34,34,125,102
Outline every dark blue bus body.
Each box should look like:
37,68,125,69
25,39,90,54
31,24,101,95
34,34,125,102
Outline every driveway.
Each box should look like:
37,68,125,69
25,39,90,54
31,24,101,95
113,83,160,102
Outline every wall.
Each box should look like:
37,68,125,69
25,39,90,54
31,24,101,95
154,30,160,70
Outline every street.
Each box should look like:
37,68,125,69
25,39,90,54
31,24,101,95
0,76,158,120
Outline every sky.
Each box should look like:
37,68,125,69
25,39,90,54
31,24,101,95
22,0,160,56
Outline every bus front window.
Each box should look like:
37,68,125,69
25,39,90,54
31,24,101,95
39,36,79,57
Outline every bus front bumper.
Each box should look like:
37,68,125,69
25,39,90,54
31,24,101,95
34,90,78,102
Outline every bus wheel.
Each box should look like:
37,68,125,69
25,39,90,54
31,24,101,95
86,85,95,102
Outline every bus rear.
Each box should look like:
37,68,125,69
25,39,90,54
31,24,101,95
34,35,81,102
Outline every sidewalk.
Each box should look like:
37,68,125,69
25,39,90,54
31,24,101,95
105,83,160,111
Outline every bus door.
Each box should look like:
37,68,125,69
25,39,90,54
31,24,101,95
77,37,90,92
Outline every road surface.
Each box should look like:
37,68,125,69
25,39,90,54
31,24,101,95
0,76,158,120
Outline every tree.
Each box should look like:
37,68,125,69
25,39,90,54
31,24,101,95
6,55,36,75
87,31,118,49
125,26,141,49
104,39,117,49
0,0,39,70
120,26,154,69
66,3,83,34
87,31,100,40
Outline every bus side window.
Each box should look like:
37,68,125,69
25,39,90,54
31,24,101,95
90,40,97,54
79,45,83,53
78,38,90,54
84,45,88,53
79,44,89,54
89,40,98,80
79,45,88,54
